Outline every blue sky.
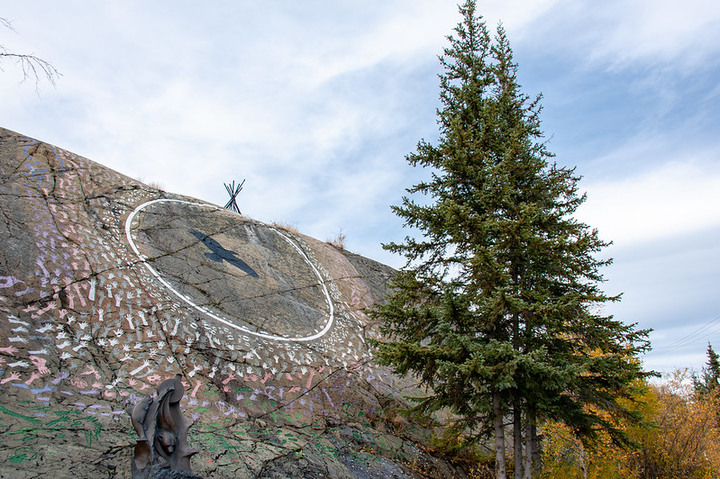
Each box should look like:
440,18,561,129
1,1,719,375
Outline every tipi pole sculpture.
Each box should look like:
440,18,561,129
224,179,244,214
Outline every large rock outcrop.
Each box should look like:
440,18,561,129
0,128,464,478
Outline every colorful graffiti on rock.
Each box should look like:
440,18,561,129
0,133,420,474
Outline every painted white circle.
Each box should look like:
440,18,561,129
125,199,334,342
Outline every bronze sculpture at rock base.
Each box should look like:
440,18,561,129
130,374,202,479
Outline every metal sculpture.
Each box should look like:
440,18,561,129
130,374,200,478
224,179,244,214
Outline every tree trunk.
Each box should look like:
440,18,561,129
524,405,538,479
511,308,523,479
531,422,541,478
513,400,523,479
494,393,507,479
579,441,588,479
523,423,532,479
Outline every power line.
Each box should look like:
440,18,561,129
649,312,720,355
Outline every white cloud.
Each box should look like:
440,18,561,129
579,159,720,246
524,0,720,72
479,0,563,35
587,0,720,70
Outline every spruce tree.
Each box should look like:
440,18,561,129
708,344,720,391
695,343,720,395
370,2,652,477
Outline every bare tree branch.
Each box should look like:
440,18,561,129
1,16,61,91
0,51,61,87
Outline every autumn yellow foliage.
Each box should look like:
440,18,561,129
541,370,720,479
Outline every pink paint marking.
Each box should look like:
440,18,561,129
1,372,21,384
31,301,57,319
81,365,100,380
29,356,49,375
190,380,201,398
0,346,18,356
73,283,86,307
260,372,272,384
305,369,317,389
70,377,88,389
24,371,42,386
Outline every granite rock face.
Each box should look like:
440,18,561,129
0,128,464,478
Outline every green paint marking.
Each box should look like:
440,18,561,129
46,416,71,428
0,405,40,424
8,446,37,464
30,405,54,413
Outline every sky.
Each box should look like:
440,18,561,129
1,1,719,376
